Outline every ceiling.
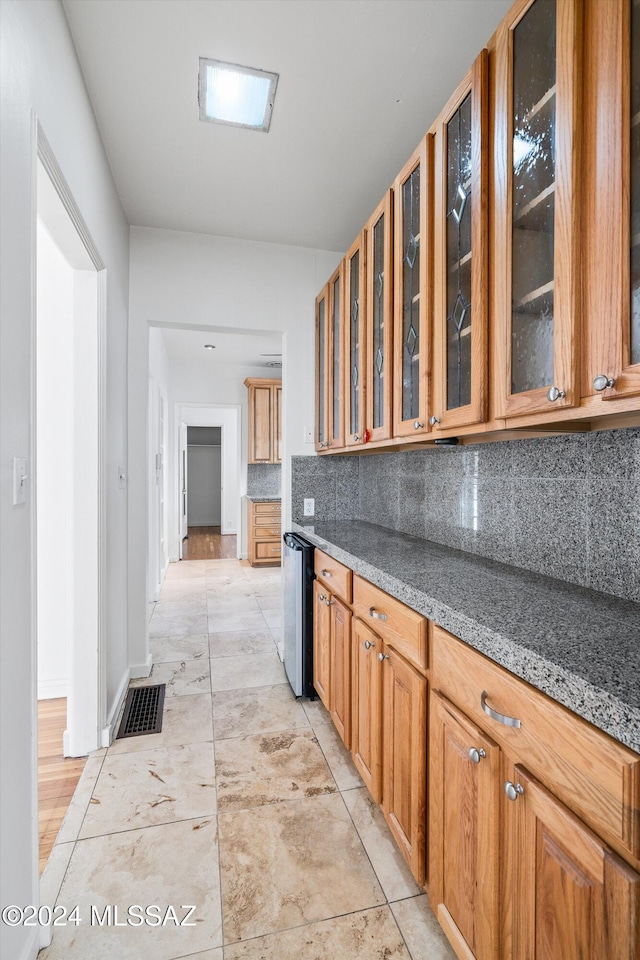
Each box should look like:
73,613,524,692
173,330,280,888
157,326,282,369
62,0,511,252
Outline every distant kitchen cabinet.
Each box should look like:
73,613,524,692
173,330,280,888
245,378,281,464
393,137,432,438
344,230,367,448
492,0,582,419
315,263,345,451
246,499,281,566
431,50,489,433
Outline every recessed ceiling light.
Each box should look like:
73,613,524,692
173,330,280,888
198,58,278,132
204,344,216,350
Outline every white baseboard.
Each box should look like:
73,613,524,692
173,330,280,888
100,668,130,747
130,652,153,679
8,924,40,960
38,677,67,700
188,518,221,527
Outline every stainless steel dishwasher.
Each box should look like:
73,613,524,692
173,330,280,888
282,532,315,698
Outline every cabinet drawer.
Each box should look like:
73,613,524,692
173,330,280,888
431,625,640,862
353,576,427,673
253,501,281,516
254,526,281,539
314,549,352,603
255,541,281,560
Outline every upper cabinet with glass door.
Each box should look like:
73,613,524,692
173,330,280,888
393,138,432,437
344,231,367,447
315,262,345,453
493,0,582,419
582,0,640,404
365,191,394,443
431,51,488,433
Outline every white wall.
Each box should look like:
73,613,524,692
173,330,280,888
129,228,341,664
187,445,221,525
36,223,73,700
148,327,171,602
0,3,130,956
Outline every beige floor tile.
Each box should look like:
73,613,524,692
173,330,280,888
218,792,385,943
165,560,209,579
206,579,260,599
150,614,209,638
211,684,310,740
206,560,246,579
390,895,457,960
215,729,335,812
209,652,286,692
313,717,363,791
131,659,211,697
39,818,222,960
108,693,213,755
207,596,261,615
208,611,268,634
159,578,208,601
301,697,333,728
152,598,208,618
79,742,216,838
343,787,421,902
208,629,276,659
40,841,74,909
150,634,209,663
262,610,281,631
56,753,105,843
175,951,223,960
224,906,410,960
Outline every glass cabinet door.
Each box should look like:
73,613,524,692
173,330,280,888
432,51,488,432
365,191,394,442
315,285,329,451
494,0,581,418
583,0,640,402
393,137,431,437
328,262,345,449
344,231,367,446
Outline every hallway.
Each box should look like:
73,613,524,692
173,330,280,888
40,559,454,960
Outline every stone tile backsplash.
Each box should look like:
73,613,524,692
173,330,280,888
291,427,640,602
247,463,281,497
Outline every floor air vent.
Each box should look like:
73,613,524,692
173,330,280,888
117,684,166,738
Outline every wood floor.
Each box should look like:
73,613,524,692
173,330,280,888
38,698,86,873
182,526,238,560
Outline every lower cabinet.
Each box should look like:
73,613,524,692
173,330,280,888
313,572,352,750
247,499,281,566
351,617,383,801
313,579,331,709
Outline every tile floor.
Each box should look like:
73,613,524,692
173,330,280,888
40,559,455,960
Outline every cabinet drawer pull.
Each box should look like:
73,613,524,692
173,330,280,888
325,598,335,606
321,569,333,577
364,639,375,650
377,652,390,661
468,747,486,764
369,606,387,621
481,691,521,728
504,780,524,801
318,593,327,603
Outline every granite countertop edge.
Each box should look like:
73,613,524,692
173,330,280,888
245,495,282,502
292,521,640,754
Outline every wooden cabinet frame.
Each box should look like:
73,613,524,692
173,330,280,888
344,230,367,447
432,51,489,433
393,136,433,438
315,284,330,451
245,378,282,463
365,190,394,442
493,0,582,419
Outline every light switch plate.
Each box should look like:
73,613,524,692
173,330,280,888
303,498,315,517
13,457,28,505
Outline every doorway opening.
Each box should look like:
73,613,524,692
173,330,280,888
181,427,236,559
34,139,106,888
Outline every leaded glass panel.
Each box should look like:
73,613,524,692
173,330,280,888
372,215,385,429
511,0,556,393
332,275,341,441
631,0,640,365
318,298,325,444
350,251,360,435
446,92,472,410
402,167,421,420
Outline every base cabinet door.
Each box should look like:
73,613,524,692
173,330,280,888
351,618,383,802
313,580,331,710
330,598,352,749
429,692,501,960
382,646,427,884
502,763,640,960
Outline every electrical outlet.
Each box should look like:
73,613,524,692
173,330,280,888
303,498,315,517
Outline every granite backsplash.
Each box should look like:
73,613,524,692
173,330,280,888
247,463,281,497
291,426,640,603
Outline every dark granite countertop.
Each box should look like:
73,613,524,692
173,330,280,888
292,519,640,753
246,495,281,502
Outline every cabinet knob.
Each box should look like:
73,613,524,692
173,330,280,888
353,434,360,442
468,747,486,764
377,652,390,661
369,606,388,621
546,386,566,402
364,639,375,650
504,780,524,802
413,420,424,430
318,593,326,603
593,374,615,392
325,597,335,606
321,569,332,577
429,415,441,426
